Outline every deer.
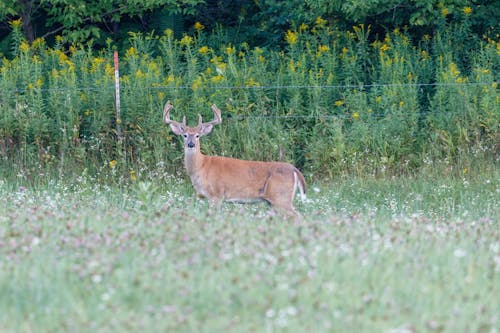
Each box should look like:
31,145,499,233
163,101,306,216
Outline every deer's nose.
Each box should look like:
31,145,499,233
187,141,195,148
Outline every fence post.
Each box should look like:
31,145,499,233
114,51,125,166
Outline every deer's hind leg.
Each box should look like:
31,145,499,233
262,171,297,217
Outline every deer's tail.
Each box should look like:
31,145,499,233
293,168,306,202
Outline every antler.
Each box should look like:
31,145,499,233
197,104,222,129
163,101,186,128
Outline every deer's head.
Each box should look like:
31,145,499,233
163,102,222,152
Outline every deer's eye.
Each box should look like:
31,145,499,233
195,134,200,138
183,134,188,138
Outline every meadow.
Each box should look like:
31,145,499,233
0,167,498,332
0,14,498,333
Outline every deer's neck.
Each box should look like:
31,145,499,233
184,149,204,177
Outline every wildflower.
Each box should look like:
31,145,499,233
258,55,265,63
441,8,449,16
399,101,404,108
245,78,260,86
109,160,117,169
192,76,203,90
84,110,92,116
130,169,137,181
225,46,236,56
407,72,414,81
353,112,359,120
104,63,114,77
179,35,193,47
463,6,472,15
334,100,344,107
285,30,298,45
299,23,308,32
164,29,174,38
318,45,330,54
375,96,382,103
449,62,460,78
135,69,145,78
9,19,22,29
315,17,328,28
210,74,225,83
341,47,349,54
125,47,137,58
198,46,211,55
19,41,30,53
194,22,205,31
480,68,490,74
379,44,390,52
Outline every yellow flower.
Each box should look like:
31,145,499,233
352,112,359,120
285,30,298,45
192,76,203,90
379,44,390,52
245,78,260,86
84,109,92,116
318,45,330,53
27,83,34,90
9,19,23,29
399,101,404,108
463,7,472,15
135,69,145,78
164,29,174,38
315,17,328,27
258,55,265,63
105,63,114,77
198,46,211,55
180,35,194,47
299,23,308,32
341,47,349,54
226,46,236,56
375,96,382,103
109,160,117,169
129,169,137,181
441,8,449,16
194,22,205,31
19,41,30,53
449,62,460,78
210,74,225,83
125,47,137,58
334,100,344,107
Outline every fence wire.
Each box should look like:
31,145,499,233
0,81,497,93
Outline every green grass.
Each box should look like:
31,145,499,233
0,170,498,332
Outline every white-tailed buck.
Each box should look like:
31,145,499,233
163,102,306,215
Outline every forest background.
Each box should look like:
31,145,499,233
0,0,498,183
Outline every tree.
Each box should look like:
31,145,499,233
0,0,204,44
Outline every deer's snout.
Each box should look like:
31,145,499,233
187,141,195,149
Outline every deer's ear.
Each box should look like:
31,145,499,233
199,124,213,136
169,123,185,136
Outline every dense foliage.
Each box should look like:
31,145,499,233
0,1,498,183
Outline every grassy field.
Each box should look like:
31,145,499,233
0,169,498,333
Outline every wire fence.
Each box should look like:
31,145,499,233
0,81,497,93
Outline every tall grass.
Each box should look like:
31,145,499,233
0,18,498,182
